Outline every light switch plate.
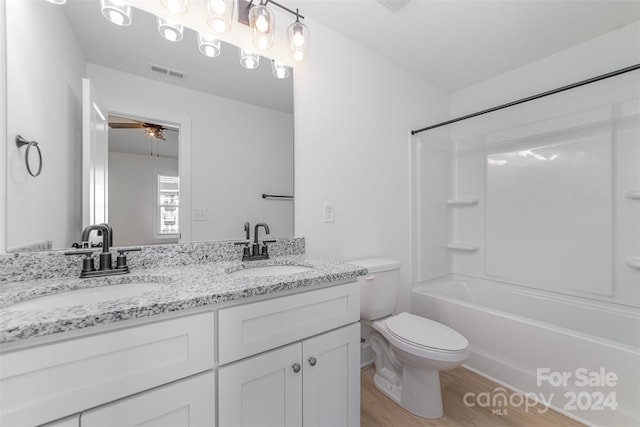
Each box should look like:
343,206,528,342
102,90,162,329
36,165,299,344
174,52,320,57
193,208,207,221
323,203,335,223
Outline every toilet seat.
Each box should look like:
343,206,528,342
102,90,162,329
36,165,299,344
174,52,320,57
384,312,468,353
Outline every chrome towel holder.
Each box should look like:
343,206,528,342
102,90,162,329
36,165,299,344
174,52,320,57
15,135,42,177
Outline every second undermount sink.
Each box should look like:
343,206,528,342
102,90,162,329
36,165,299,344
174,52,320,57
5,282,169,312
228,265,314,277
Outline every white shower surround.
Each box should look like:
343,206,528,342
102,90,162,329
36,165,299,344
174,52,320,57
411,276,640,426
409,22,640,427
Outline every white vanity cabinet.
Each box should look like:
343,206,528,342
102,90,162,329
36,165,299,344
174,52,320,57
217,282,361,427
81,371,215,427
1,280,361,427
0,312,215,426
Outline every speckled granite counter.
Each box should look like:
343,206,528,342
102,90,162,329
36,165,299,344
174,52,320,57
0,239,367,344
0,256,366,344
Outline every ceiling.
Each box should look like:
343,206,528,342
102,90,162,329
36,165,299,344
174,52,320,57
62,0,640,98
63,0,294,113
301,0,640,92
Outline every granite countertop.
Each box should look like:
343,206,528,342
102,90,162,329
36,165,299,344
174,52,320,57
0,256,367,344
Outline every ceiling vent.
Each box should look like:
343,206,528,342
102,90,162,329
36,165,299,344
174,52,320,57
148,63,188,80
376,0,410,13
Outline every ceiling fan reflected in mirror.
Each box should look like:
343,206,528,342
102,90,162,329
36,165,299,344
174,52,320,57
108,119,176,140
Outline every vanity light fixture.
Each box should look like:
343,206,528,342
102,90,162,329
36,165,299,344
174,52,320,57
239,48,260,69
160,0,189,14
239,0,309,60
249,0,275,50
206,0,234,33
271,60,290,79
45,0,67,4
198,32,222,57
100,0,132,26
157,16,184,42
287,9,309,62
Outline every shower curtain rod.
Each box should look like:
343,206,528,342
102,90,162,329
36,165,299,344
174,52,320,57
411,63,640,135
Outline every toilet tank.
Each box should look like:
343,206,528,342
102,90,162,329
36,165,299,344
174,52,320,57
348,258,401,320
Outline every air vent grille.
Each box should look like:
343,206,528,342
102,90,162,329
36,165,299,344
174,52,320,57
148,63,187,80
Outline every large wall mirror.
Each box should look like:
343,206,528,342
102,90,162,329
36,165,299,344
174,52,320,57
5,0,293,252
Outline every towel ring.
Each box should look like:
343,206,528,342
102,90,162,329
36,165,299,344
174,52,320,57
16,135,42,177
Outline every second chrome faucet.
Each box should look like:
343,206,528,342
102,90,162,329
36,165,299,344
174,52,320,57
236,222,276,261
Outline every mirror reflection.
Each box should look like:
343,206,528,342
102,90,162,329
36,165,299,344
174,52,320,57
5,0,294,252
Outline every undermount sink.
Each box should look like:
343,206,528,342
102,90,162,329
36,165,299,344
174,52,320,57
228,265,313,277
5,282,169,312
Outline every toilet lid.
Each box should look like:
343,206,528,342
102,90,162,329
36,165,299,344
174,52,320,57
385,312,468,352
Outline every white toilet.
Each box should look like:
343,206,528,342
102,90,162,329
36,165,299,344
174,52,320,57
349,258,469,419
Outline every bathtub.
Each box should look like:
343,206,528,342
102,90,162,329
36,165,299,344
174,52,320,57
411,275,640,427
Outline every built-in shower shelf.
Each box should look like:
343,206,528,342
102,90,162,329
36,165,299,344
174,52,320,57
447,198,480,207
447,243,480,252
625,257,640,270
624,190,640,200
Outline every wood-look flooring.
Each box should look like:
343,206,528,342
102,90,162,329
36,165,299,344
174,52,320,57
361,366,585,427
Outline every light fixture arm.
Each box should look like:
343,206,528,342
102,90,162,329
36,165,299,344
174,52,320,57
246,0,305,20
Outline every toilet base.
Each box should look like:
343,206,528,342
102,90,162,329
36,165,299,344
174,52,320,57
372,366,444,419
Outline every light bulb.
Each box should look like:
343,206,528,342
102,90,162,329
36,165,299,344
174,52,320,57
292,50,304,62
271,60,290,79
207,0,233,33
257,37,268,50
211,19,227,32
255,15,269,33
164,29,178,42
162,0,188,14
204,46,216,57
158,17,183,42
109,10,124,26
101,0,132,26
292,30,305,47
240,49,260,69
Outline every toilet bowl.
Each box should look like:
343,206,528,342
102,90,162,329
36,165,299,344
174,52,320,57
349,258,469,419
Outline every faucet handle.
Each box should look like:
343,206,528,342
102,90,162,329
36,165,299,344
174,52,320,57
115,248,141,270
260,240,277,257
65,250,96,275
234,241,251,258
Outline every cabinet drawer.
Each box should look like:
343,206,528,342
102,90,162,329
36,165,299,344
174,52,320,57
0,312,214,427
218,282,359,364
81,371,215,427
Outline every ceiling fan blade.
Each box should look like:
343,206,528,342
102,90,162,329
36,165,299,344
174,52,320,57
109,122,144,129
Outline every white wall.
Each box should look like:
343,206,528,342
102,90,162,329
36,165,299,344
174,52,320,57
0,0,7,254
87,64,294,242
294,20,450,311
5,0,85,251
447,22,640,307
109,151,178,246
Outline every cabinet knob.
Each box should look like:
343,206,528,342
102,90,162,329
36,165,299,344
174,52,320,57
292,363,301,373
308,356,317,367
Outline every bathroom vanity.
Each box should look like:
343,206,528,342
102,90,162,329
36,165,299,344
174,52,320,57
0,240,365,427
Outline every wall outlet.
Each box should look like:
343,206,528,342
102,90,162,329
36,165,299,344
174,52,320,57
193,208,207,221
323,203,335,223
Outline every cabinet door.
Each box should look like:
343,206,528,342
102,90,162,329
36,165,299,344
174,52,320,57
218,343,302,427
80,371,215,427
303,323,360,427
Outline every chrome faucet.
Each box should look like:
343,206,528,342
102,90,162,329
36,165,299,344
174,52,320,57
66,224,140,278
235,222,275,261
